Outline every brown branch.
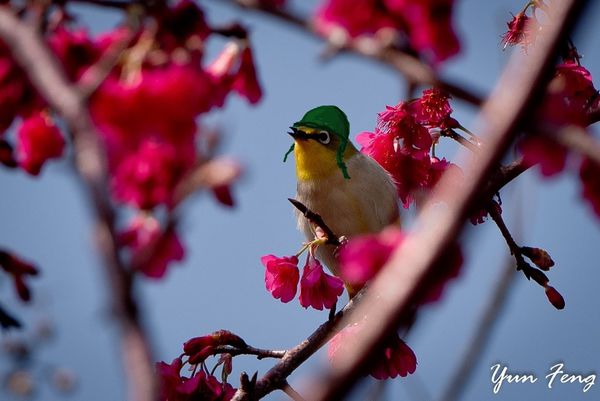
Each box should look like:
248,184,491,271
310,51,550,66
288,198,341,246
213,0,484,107
441,129,479,152
487,204,527,269
304,1,588,400
209,345,286,360
230,290,365,400
0,8,156,401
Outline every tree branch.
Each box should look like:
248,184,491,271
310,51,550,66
209,345,286,360
230,290,366,400
288,198,341,246
0,8,156,401
303,1,588,400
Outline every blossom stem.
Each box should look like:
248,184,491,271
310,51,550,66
487,203,527,269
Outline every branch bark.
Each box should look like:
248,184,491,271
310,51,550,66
0,8,156,401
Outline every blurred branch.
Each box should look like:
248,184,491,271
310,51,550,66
282,382,306,401
439,257,516,401
212,0,484,107
550,125,600,165
305,1,588,400
0,8,156,401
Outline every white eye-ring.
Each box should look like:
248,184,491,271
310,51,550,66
317,130,331,144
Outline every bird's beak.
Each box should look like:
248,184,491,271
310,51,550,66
288,127,310,141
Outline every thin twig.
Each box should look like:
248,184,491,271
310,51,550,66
441,129,479,151
0,9,156,401
305,2,588,400
487,204,526,268
288,198,341,246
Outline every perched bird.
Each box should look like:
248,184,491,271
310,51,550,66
286,105,399,295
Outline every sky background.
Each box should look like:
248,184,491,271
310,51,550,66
1,1,600,400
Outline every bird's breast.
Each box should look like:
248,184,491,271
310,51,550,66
295,153,399,241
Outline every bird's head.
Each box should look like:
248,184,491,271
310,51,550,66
284,105,357,181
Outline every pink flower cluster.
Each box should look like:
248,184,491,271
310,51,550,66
357,88,461,208
157,358,236,401
327,320,417,380
1,41,64,175
2,1,263,279
314,0,460,64
499,4,600,219
516,52,600,217
157,330,247,401
261,254,344,310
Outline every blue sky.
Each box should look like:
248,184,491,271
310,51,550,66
1,1,600,400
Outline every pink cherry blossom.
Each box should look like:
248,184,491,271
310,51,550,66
111,139,184,210
370,334,418,379
232,47,263,104
409,88,454,128
501,12,533,49
328,320,417,379
156,358,236,401
339,228,404,287
261,255,300,303
299,256,344,310
580,157,600,218
119,215,185,279
15,112,65,176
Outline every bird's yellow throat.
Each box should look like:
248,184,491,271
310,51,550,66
293,127,358,182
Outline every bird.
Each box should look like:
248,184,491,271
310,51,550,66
286,105,399,295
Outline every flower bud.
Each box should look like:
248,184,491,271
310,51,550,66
544,285,565,310
525,266,549,287
521,246,554,270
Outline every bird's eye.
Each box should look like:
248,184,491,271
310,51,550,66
317,130,331,144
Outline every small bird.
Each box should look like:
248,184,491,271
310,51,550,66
287,105,399,295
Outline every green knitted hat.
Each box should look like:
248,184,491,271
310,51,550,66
292,105,350,140
284,105,351,179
